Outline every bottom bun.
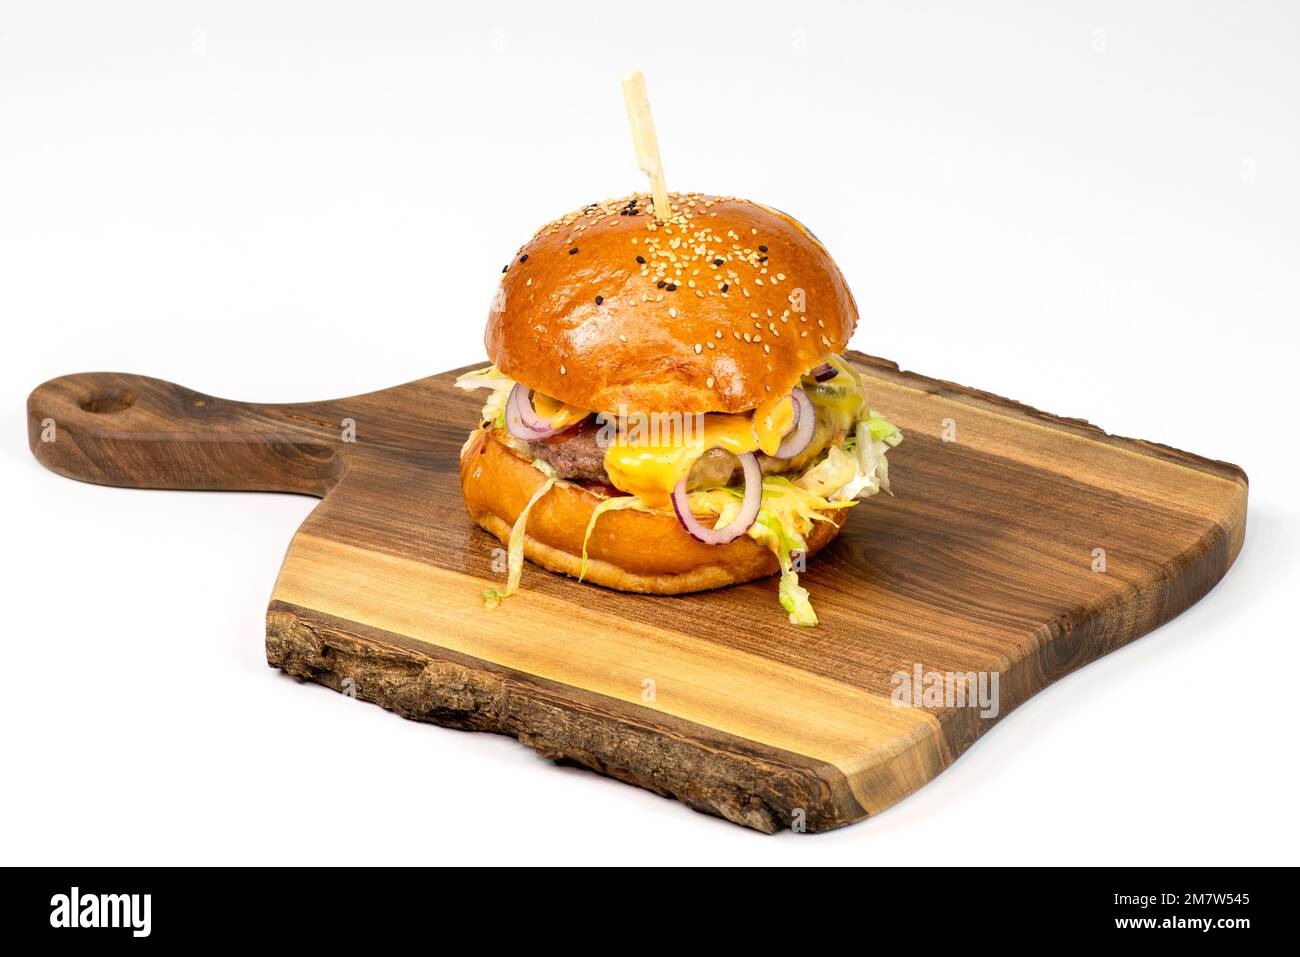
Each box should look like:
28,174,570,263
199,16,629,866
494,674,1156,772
459,427,847,595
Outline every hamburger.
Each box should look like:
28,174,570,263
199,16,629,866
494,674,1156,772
457,192,901,625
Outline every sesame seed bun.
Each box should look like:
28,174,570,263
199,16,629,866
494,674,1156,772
460,427,847,593
486,193,857,414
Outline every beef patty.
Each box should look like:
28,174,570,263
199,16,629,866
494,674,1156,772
527,420,608,484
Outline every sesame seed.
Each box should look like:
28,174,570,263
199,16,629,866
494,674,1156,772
560,364,567,374
669,307,678,318
666,284,677,291
595,295,604,305
721,283,729,292
636,255,646,264
520,254,529,262
569,247,579,255
707,376,715,387
502,265,509,273
694,343,702,354
758,245,767,252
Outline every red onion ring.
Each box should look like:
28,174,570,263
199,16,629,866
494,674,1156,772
810,363,837,382
512,383,554,432
774,387,815,458
671,452,762,545
505,383,581,441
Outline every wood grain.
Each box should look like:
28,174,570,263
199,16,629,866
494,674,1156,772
26,353,1247,832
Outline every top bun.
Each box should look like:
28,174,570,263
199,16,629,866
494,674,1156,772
484,193,858,414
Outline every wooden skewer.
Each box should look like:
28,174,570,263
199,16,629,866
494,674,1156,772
620,71,671,221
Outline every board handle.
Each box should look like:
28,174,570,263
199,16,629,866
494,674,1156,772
27,372,345,496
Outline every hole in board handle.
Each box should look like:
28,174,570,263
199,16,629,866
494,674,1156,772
79,391,136,414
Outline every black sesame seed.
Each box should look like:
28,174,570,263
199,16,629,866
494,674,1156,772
502,265,508,273
636,255,646,264
520,254,529,262
759,256,768,263
656,280,666,288
713,258,724,266
758,245,768,252
569,247,579,255
721,283,729,292
595,295,604,305
666,284,677,291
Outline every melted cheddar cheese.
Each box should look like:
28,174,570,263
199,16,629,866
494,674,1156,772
530,392,592,430
602,393,796,508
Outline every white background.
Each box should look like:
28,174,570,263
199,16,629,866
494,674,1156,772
2,1,1296,865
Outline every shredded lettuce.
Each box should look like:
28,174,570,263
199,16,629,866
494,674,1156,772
794,445,858,499
483,459,556,609
579,494,647,580
686,477,852,626
778,565,818,626
755,511,818,626
455,365,516,431
865,412,903,447
757,481,851,626
834,411,901,500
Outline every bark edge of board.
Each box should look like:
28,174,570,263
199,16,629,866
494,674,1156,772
265,602,868,832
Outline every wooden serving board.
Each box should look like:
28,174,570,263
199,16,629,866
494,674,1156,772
26,352,1247,832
